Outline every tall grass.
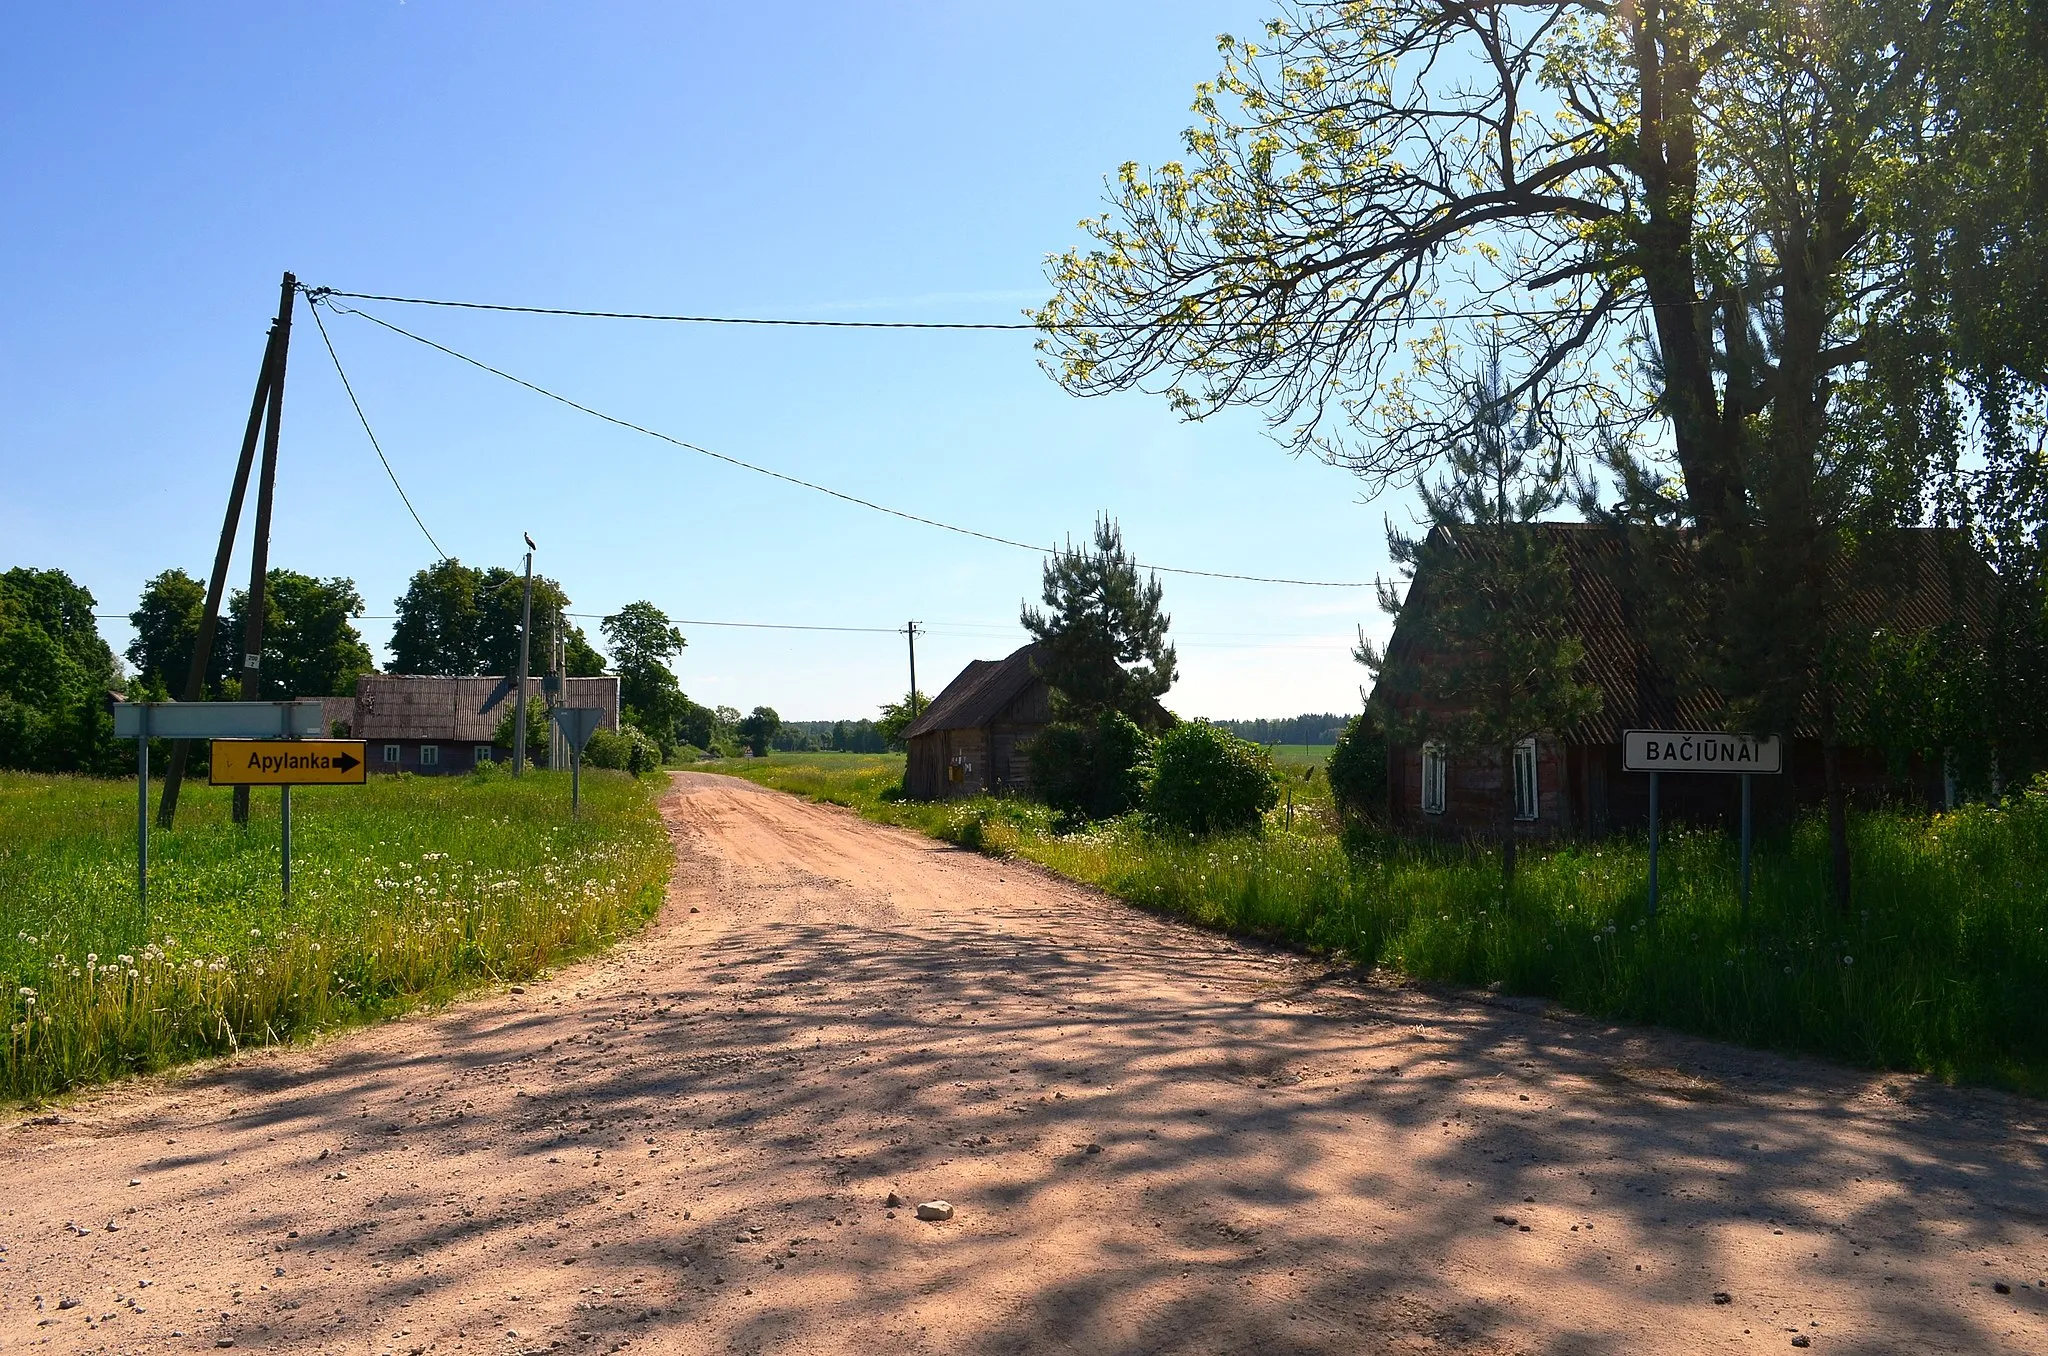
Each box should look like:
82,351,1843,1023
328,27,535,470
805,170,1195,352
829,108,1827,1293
721,753,2048,1090
0,768,671,1098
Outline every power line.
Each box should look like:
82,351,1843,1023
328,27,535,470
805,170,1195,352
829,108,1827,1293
306,285,1600,331
312,295,1381,589
562,613,903,635
96,608,1357,650
309,288,1043,330
307,297,450,560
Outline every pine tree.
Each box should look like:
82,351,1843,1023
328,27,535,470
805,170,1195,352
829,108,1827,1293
1020,515,1176,724
1361,353,1602,885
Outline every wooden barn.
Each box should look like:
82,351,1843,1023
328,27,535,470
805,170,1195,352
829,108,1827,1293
323,673,620,775
1377,524,1984,840
902,644,1053,800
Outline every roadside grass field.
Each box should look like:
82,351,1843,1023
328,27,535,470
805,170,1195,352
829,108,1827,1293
0,768,670,1099
718,753,2048,1091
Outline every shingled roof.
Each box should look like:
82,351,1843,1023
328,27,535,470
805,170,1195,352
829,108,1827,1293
347,674,621,743
1381,523,1989,743
902,644,1043,739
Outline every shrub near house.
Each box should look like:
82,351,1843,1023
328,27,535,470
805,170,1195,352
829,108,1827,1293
1147,723,1278,836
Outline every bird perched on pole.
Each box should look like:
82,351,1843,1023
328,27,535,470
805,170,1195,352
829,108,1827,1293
524,531,537,552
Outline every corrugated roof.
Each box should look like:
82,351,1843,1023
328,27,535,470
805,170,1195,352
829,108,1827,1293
902,644,1043,738
344,674,621,743
1381,523,1989,742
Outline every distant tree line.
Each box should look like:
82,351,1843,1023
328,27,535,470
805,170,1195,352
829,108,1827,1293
770,719,892,753
1211,714,1349,747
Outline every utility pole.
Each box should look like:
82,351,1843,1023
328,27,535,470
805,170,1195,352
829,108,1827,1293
512,539,535,775
905,620,921,717
232,279,293,825
547,623,567,770
160,271,296,830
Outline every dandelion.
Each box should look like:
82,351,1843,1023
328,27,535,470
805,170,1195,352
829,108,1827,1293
1842,956,1854,966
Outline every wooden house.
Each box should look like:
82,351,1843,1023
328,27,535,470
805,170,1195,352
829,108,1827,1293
321,673,620,775
902,644,1052,800
1377,524,1985,839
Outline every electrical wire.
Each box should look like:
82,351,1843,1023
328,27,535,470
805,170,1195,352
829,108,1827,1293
306,286,1603,331
308,288,1043,330
307,297,451,560
311,294,1382,588
562,613,903,635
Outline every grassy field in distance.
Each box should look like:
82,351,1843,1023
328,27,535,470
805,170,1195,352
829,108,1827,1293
0,768,671,1099
714,752,2048,1092
1258,743,1333,765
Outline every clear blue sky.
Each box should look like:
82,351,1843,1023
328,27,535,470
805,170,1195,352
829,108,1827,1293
3,2,1404,721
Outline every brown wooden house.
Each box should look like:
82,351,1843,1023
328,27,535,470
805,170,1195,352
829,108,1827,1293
322,673,620,775
902,644,1052,800
1378,524,1985,840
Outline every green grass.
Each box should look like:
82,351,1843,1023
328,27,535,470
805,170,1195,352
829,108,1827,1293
0,768,672,1098
1260,743,1334,766
716,753,2048,1091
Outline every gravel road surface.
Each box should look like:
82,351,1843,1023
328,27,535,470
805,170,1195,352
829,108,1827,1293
4,771,2045,1354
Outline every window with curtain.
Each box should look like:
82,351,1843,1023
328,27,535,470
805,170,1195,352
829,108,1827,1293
1513,737,1539,820
1422,743,1447,814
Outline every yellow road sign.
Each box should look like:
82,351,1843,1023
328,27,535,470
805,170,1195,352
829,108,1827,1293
209,739,368,786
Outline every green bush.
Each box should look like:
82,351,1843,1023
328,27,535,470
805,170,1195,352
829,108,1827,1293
1147,722,1279,836
583,724,661,775
490,697,549,767
1326,711,1389,823
1027,711,1152,821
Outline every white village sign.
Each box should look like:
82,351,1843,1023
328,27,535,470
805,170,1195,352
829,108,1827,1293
1624,730,1782,775
1621,728,1785,915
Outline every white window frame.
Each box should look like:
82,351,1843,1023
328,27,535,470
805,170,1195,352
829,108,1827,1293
383,743,401,764
419,744,440,767
475,745,494,764
1421,742,1447,815
1513,737,1539,821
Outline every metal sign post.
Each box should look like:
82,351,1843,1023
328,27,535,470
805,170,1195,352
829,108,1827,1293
1740,773,1754,914
550,707,604,817
1647,770,1660,916
135,705,150,926
1623,730,1784,917
210,738,367,901
116,701,356,915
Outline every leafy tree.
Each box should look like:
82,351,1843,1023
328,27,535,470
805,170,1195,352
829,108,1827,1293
127,568,206,696
1146,722,1278,836
673,695,719,753
389,558,601,678
1039,1,2047,905
1360,359,1601,885
0,567,124,774
1021,516,1176,724
736,706,782,757
601,601,688,758
491,696,551,767
388,559,483,677
875,690,931,750
214,570,374,699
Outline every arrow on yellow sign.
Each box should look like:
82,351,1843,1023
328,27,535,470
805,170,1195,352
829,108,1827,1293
208,740,369,787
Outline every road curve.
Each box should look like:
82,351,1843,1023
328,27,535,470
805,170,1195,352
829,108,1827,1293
4,771,2044,1354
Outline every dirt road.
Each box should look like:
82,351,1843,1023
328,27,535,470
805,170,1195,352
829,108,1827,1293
6,773,2046,1354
